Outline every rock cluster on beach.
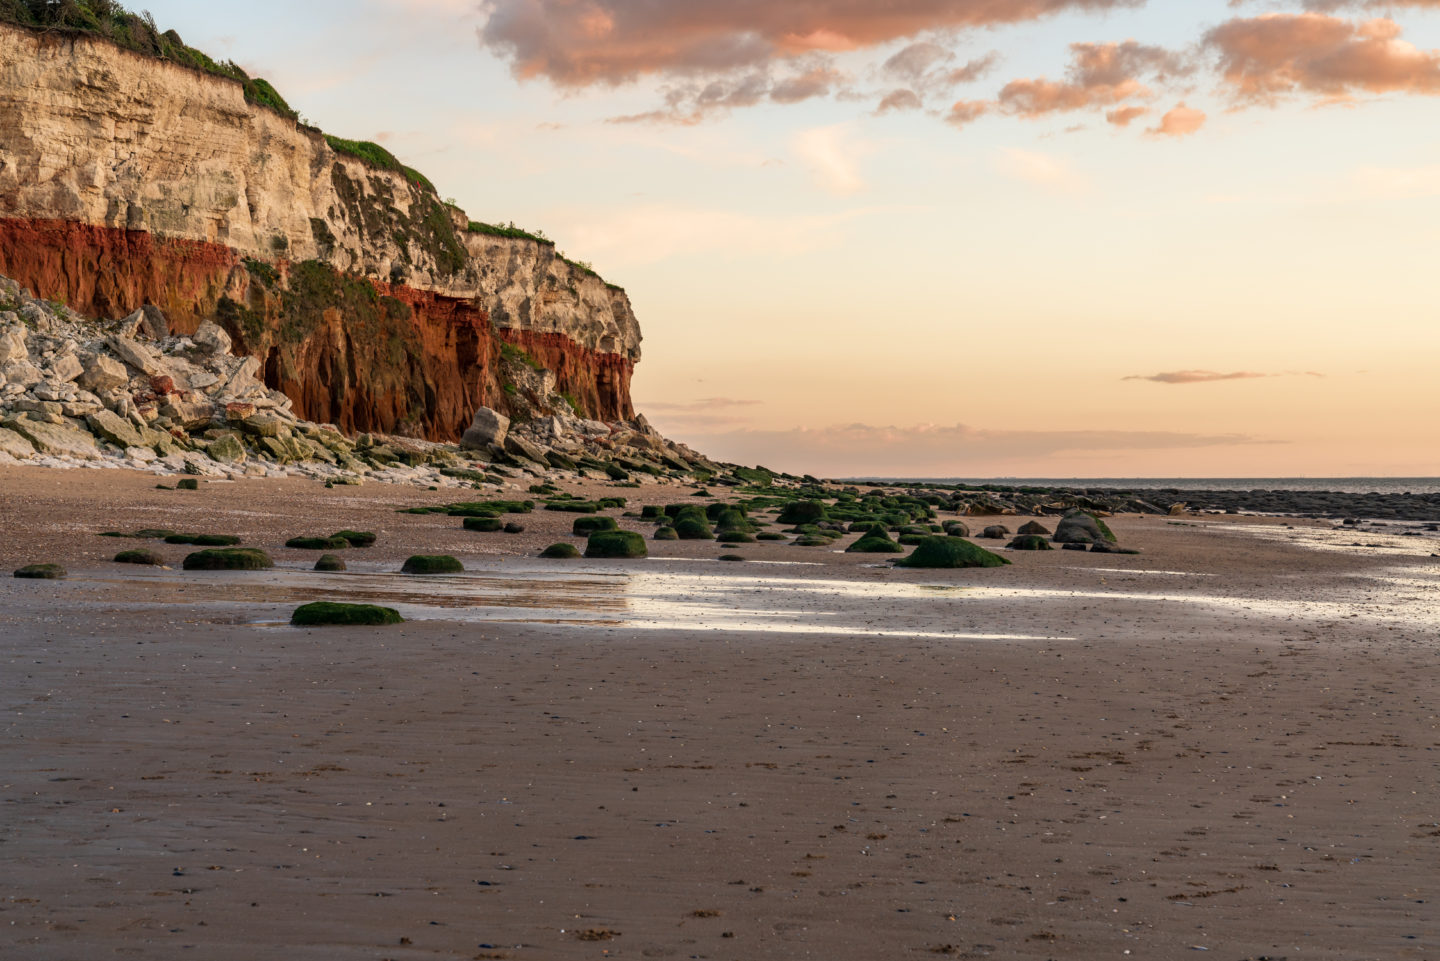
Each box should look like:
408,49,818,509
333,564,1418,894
0,274,709,487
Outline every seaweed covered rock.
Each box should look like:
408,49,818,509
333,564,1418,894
175,478,200,491
1054,512,1116,545
314,554,347,571
291,602,402,626
540,542,582,559
717,531,755,543
777,500,827,525
1007,534,1053,551
114,549,165,566
333,530,377,547
653,526,679,541
287,535,350,549
401,554,464,574
14,563,65,579
943,520,971,537
673,517,714,540
896,537,1009,569
979,525,1010,540
573,516,619,536
847,524,905,554
463,516,505,532
1017,521,1051,537
183,548,274,571
167,533,242,546
504,522,525,534
585,530,647,558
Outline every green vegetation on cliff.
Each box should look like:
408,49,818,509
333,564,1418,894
1,0,297,119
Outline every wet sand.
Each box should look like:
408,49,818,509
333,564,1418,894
2,465,1438,960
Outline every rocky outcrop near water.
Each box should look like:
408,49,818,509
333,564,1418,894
0,21,639,442
0,274,707,485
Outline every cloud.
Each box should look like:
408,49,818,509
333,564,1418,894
877,88,926,113
477,0,1144,87
671,421,1272,475
1149,102,1206,136
1123,370,1269,384
642,397,762,411
792,123,872,194
1105,104,1148,125
552,202,908,267
994,147,1089,192
997,40,1190,118
945,98,991,127
1205,13,1440,105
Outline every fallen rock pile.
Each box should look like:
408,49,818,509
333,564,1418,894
0,274,711,488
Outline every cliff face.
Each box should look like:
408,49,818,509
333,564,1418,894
0,24,639,440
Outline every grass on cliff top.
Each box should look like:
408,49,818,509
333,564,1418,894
466,221,554,246
323,135,436,193
1,1,297,120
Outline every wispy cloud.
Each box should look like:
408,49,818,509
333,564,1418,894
994,147,1089,193
641,397,762,411
671,421,1274,475
1123,370,1269,384
1148,102,1206,137
791,123,873,194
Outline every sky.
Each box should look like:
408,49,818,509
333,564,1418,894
142,0,1440,478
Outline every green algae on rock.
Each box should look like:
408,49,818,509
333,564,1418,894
114,549,165,566
401,555,464,574
896,537,1009,569
313,554,347,571
540,543,582,559
14,563,65,579
182,548,274,571
585,530,647,558
291,601,402,626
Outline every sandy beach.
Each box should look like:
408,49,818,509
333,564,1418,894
2,465,1438,960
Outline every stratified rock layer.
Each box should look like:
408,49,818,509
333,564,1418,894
0,24,639,441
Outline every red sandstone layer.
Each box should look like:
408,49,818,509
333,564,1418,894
0,218,634,439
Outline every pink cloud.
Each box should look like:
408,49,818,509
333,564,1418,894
1149,102,1206,136
1205,13,1440,104
1123,370,1268,384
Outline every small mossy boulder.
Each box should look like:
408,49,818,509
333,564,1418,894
183,548,274,571
401,554,464,574
314,554,347,572
464,516,505,533
287,535,350,550
540,542,582,559
653,526,679,541
114,549,164,566
504,521,525,534
175,478,200,491
585,530,648,558
717,530,755,543
167,533,242,546
291,602,402,626
14,563,65,579
756,532,788,541
1007,534,1053,551
333,530,377,547
896,537,1010,569
979,525,1010,540
1016,521,1051,537
1054,511,1117,545
777,500,827,525
792,535,832,547
673,517,714,540
573,515,619,536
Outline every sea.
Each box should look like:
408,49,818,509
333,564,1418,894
850,477,1440,496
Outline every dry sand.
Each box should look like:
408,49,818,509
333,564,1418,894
2,464,1438,960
